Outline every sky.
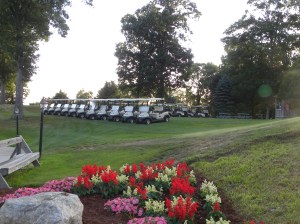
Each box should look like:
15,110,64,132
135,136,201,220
25,0,249,105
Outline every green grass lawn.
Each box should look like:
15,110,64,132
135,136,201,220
0,104,299,223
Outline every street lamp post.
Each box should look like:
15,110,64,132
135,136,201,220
39,97,47,160
14,106,19,136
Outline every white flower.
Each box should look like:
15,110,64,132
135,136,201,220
145,185,158,193
116,174,129,183
189,170,196,184
145,199,166,214
123,186,138,197
164,166,177,177
205,194,221,204
135,171,142,179
155,173,171,183
206,217,230,224
90,174,102,184
201,179,218,195
119,164,127,173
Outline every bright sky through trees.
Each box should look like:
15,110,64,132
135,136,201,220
25,0,248,104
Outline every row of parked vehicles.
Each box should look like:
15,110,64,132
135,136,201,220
165,103,210,118
43,98,171,125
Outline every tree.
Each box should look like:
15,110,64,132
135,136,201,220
53,90,68,99
189,63,219,105
76,89,93,99
213,75,235,115
221,0,300,117
96,81,120,99
279,58,300,112
0,0,93,117
115,0,201,98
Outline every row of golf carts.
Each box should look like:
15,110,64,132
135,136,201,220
165,103,210,118
43,98,171,125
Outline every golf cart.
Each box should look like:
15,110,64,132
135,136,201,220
108,105,123,122
61,103,71,116
53,103,62,115
68,103,79,117
171,104,193,117
137,105,170,125
192,105,210,117
96,105,109,120
76,104,88,118
43,103,54,115
47,103,58,115
85,102,98,120
121,105,137,123
121,99,140,123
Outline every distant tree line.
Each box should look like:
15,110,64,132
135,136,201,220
1,0,300,119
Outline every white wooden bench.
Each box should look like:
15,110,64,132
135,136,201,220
0,136,40,189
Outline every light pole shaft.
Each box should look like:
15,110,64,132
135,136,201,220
39,111,44,160
16,115,19,136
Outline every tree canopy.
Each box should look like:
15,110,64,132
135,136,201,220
0,0,93,116
115,0,200,98
53,90,68,99
76,89,93,99
219,0,300,117
96,81,120,99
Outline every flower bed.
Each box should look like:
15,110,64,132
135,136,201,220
0,159,265,224
72,159,230,224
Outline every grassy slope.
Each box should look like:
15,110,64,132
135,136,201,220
0,105,299,223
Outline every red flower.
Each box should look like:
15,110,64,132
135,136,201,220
75,176,83,187
129,176,136,186
83,176,93,189
131,163,138,173
139,167,158,182
213,202,221,212
82,164,98,178
166,196,198,221
100,170,118,185
137,186,147,200
170,177,195,196
123,164,131,174
139,162,146,172
164,159,175,168
176,162,190,178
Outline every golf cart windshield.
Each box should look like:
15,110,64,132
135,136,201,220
124,106,133,112
99,105,107,110
111,105,119,111
139,106,149,112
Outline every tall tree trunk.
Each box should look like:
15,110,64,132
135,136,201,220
0,80,6,104
15,34,24,118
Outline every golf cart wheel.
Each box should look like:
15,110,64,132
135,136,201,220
178,114,181,117
57,112,61,116
102,116,107,121
145,119,151,125
80,114,85,119
72,113,76,117
90,115,95,120
128,118,134,124
164,116,170,122
115,117,120,122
